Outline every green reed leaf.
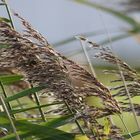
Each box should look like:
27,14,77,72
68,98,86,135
1,119,75,140
0,75,23,85
11,102,63,114
0,17,10,23
5,85,47,102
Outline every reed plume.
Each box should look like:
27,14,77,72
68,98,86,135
0,14,121,139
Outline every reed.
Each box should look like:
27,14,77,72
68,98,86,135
0,15,123,139
0,7,140,140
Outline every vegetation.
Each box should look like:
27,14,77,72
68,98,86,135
0,0,140,140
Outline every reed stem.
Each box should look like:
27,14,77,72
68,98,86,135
2,0,14,28
0,81,15,118
64,100,85,135
119,114,134,140
0,95,20,140
30,84,46,122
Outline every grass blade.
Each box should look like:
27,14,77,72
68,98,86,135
5,85,47,102
0,44,11,48
0,75,23,85
0,3,6,6
123,131,140,139
0,17,10,23
43,115,72,128
1,120,75,140
0,96,20,140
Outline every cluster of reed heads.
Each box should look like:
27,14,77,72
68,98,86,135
0,14,140,140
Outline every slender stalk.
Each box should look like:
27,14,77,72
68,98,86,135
120,70,140,129
0,96,20,140
0,0,16,117
30,84,46,122
97,9,140,130
0,81,15,118
119,114,134,140
0,81,7,98
76,36,96,77
64,100,85,135
2,0,14,28
76,37,113,138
